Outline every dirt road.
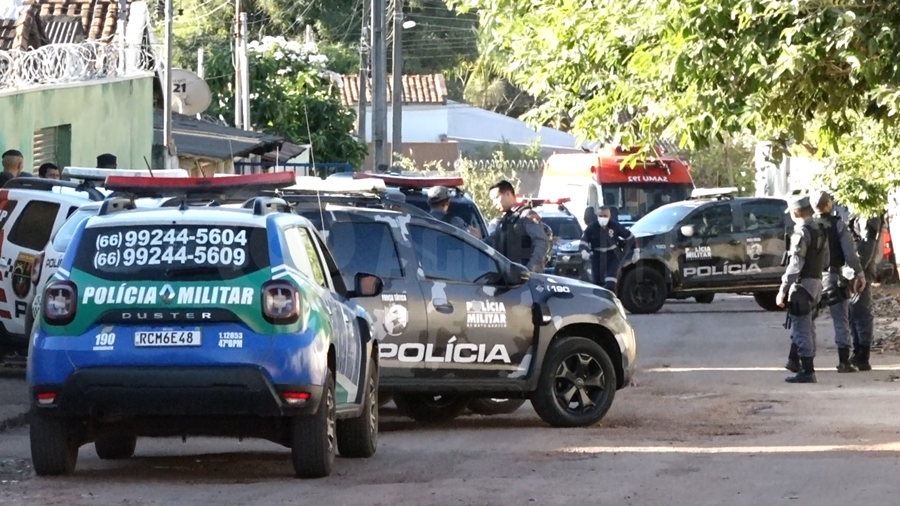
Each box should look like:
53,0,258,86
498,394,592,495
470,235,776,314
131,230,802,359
2,294,899,505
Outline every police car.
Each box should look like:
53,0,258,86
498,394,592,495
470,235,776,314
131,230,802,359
291,183,637,428
618,188,790,314
28,173,384,478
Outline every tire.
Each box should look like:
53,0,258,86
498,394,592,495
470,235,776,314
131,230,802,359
619,268,667,314
753,291,781,312
378,392,393,408
531,336,617,428
468,398,527,416
94,435,137,460
290,374,336,478
337,357,378,458
29,411,80,476
694,293,715,304
392,393,470,424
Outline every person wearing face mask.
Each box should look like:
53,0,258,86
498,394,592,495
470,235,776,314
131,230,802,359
579,206,634,291
778,195,829,383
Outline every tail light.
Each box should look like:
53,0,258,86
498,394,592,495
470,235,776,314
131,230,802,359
43,280,77,325
884,230,892,260
262,280,300,324
31,251,44,286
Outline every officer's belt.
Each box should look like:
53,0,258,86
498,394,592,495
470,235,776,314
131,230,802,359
593,245,618,252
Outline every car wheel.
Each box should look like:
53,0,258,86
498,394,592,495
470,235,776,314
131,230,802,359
94,435,137,460
694,293,715,304
29,410,80,476
290,373,336,478
531,336,617,428
378,392,393,408
392,393,469,424
620,268,667,314
337,356,378,458
753,291,781,311
468,398,527,416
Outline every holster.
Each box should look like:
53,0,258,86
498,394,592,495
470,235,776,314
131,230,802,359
821,276,850,307
787,284,813,317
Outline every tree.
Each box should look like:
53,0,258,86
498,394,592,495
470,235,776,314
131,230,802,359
203,36,368,166
450,0,900,214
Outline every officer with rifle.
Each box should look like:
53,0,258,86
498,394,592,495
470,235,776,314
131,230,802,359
487,180,550,273
778,196,829,384
811,191,866,373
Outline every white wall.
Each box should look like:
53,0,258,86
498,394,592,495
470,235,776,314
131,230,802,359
446,105,579,149
357,105,449,143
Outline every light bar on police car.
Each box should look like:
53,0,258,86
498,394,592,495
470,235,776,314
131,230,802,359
516,197,571,206
690,187,738,199
283,176,387,194
353,172,465,188
103,172,297,199
62,167,189,181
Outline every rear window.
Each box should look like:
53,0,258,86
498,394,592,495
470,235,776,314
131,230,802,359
8,200,60,251
52,207,98,252
326,222,403,279
541,216,583,240
71,224,270,281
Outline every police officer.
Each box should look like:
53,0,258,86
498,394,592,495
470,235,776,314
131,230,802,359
811,191,866,373
427,186,469,231
848,210,883,371
579,206,634,291
487,180,550,273
778,195,828,383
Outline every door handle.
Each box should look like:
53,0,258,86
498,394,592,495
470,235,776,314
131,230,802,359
433,298,454,314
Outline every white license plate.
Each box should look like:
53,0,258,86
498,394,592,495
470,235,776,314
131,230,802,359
134,330,201,347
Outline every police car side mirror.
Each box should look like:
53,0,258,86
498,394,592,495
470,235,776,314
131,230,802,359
504,262,529,286
350,272,384,298
680,225,695,237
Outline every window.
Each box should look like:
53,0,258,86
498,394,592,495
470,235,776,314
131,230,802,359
31,125,72,171
284,228,325,287
685,204,733,237
8,201,60,250
301,228,328,287
600,183,695,222
327,222,402,279
310,229,347,296
408,225,499,283
541,216,583,240
52,207,98,252
741,201,786,231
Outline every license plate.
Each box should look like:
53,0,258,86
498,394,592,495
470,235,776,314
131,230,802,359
134,330,201,347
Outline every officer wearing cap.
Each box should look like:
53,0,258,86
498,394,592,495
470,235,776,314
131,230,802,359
427,185,471,232
778,195,829,383
487,180,549,273
811,190,866,373
97,153,117,169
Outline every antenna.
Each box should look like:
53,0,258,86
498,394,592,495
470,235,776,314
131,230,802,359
143,156,155,177
303,103,325,232
171,68,213,116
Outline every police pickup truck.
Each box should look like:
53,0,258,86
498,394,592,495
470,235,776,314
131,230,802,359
286,180,637,428
618,189,790,314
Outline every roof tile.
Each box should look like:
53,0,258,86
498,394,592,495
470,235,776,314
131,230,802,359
1,0,133,50
340,73,447,107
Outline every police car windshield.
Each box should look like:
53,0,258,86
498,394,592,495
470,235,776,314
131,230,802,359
630,203,697,235
52,207,99,252
540,216,582,240
71,224,270,281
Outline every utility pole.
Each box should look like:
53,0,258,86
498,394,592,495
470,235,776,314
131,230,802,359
117,0,127,73
233,0,242,129
357,0,369,145
391,0,403,164
371,0,388,172
196,48,204,120
163,0,174,166
240,12,250,130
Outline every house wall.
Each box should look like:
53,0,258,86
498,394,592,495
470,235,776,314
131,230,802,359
361,141,460,172
0,75,154,170
358,105,450,143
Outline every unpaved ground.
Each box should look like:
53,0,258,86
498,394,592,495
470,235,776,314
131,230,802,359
1,294,900,505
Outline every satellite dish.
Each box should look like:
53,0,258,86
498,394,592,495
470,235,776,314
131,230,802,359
171,68,212,116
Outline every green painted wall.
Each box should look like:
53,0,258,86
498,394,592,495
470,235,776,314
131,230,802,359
0,75,153,170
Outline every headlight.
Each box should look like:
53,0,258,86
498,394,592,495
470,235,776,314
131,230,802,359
562,255,571,262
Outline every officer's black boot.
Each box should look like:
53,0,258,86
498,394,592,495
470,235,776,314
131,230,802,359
785,343,800,373
786,357,817,383
853,345,872,371
837,347,858,373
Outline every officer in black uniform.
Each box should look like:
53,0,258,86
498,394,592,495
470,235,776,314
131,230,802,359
579,206,634,291
778,195,828,383
486,180,550,273
427,185,469,231
811,191,865,373
848,211,883,371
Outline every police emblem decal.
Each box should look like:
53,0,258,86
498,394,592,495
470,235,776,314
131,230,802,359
11,253,35,299
159,284,176,304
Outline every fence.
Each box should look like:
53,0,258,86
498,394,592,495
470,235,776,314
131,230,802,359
233,162,354,178
0,41,161,90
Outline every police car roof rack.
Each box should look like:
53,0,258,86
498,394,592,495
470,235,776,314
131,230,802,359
352,172,467,194
246,196,292,215
2,177,106,201
273,176,388,196
517,197,571,211
102,172,297,205
97,196,138,216
61,167,190,182
690,187,739,200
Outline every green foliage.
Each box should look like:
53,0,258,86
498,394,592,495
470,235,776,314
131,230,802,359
672,137,756,196
202,36,367,165
449,0,900,213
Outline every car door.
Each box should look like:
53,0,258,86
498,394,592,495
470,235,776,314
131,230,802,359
405,223,535,381
322,217,430,380
678,202,747,289
738,199,790,284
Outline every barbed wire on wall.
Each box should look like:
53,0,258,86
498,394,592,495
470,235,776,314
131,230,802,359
454,158,544,172
0,41,163,91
